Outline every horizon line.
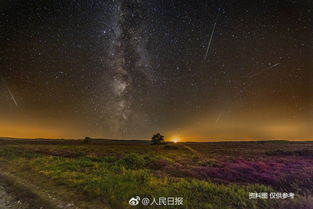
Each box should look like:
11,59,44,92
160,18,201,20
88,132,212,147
1,136,313,143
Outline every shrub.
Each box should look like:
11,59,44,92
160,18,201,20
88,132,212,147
151,133,165,145
83,137,92,144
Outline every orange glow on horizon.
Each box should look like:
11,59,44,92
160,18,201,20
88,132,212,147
0,117,83,139
170,136,181,143
0,112,312,141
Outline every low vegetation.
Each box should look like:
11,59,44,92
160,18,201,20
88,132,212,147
0,140,312,208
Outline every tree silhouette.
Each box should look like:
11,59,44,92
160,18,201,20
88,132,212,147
83,136,92,144
151,133,164,145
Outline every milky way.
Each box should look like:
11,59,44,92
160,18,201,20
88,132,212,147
105,0,153,136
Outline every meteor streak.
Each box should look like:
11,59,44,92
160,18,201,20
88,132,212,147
247,63,280,78
1,77,18,107
6,84,18,107
204,8,221,60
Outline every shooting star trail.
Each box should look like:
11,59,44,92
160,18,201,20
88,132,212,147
247,63,280,78
1,77,18,107
6,84,18,107
204,8,221,60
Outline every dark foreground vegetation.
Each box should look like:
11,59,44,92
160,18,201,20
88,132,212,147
0,138,312,209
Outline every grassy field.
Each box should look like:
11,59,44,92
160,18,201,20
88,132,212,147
0,139,312,209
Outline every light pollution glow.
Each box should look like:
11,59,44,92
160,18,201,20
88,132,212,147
1,109,312,141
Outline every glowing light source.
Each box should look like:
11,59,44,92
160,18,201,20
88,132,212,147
171,137,180,143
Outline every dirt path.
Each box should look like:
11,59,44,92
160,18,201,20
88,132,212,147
182,144,205,158
0,172,79,209
0,183,27,209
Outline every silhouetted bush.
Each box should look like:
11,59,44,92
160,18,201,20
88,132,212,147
151,133,165,145
83,137,92,144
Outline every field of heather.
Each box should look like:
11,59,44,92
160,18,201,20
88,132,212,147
0,139,312,209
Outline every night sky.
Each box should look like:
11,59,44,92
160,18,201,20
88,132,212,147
0,0,312,140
